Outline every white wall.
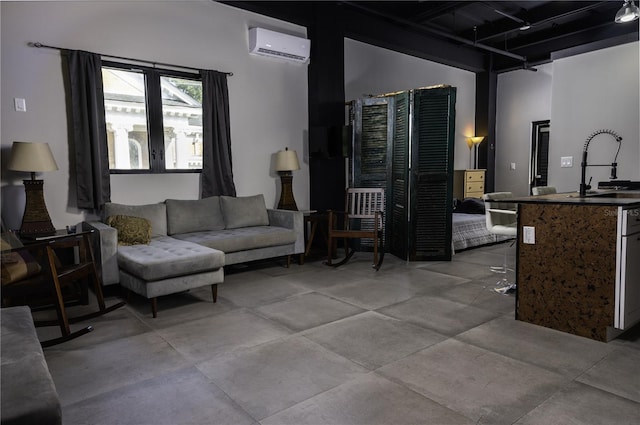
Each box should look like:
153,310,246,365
1,1,309,230
495,63,553,196
550,42,639,192
344,38,477,171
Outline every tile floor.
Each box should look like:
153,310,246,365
37,243,640,425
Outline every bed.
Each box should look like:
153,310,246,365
451,198,510,252
452,212,508,252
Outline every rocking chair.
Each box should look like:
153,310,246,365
1,231,126,347
326,187,385,270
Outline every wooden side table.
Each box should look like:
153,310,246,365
301,211,328,264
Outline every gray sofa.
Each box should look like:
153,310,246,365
84,194,304,317
1,306,61,425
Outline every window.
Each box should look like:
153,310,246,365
102,62,203,173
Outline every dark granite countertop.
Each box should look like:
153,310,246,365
508,191,640,207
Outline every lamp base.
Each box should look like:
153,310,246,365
277,172,298,211
19,179,56,237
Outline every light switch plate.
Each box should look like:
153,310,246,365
561,156,573,168
510,162,516,170
14,98,26,112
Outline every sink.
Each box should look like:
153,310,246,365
587,192,640,199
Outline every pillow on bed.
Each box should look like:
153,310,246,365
455,198,485,214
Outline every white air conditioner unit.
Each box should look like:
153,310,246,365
249,27,310,64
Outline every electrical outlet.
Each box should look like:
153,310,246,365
561,156,573,168
523,226,535,244
510,162,516,170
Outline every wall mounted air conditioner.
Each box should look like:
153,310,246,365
249,27,310,64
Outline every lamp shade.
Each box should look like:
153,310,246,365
275,148,300,172
615,0,639,22
8,142,59,172
466,136,485,149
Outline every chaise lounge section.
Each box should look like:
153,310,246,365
84,194,303,317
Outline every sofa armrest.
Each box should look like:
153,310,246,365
267,209,304,254
82,221,119,285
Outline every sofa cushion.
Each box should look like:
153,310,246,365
116,236,224,282
106,215,152,246
172,226,296,253
166,197,225,235
104,202,167,237
220,195,269,229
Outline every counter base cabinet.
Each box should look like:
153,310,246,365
517,204,618,342
615,207,640,330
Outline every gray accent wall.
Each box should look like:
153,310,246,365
549,42,639,193
496,63,553,197
496,41,639,196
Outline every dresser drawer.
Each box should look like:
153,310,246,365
465,170,485,182
465,182,484,193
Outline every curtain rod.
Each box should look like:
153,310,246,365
28,42,233,76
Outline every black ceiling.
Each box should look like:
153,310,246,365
222,1,639,72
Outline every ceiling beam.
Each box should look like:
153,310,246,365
466,1,612,43
341,1,526,62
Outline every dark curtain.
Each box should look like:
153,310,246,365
65,50,111,210
201,70,236,197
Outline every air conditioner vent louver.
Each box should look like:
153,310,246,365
256,48,307,62
249,27,310,64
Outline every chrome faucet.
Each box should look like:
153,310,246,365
579,129,622,197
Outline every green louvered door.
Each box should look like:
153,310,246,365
389,92,409,259
352,97,394,248
409,87,456,260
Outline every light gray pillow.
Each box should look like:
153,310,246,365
220,194,269,229
103,202,167,237
165,197,225,235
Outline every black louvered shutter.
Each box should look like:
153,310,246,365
409,87,456,260
389,92,409,259
352,98,394,249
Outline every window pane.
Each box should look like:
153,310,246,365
161,76,203,170
102,68,150,170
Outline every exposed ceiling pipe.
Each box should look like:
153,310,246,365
341,1,527,62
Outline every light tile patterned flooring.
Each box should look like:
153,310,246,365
37,243,640,424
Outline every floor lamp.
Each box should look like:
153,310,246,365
466,136,485,169
8,141,59,237
275,147,300,211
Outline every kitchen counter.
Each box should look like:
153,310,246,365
508,190,640,206
511,191,640,341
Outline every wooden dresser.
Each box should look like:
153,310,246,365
453,169,485,199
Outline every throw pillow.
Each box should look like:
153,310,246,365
220,194,269,229
1,246,42,286
106,215,152,246
104,202,167,237
166,197,225,235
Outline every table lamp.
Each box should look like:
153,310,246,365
466,136,485,169
275,147,300,210
8,141,59,237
